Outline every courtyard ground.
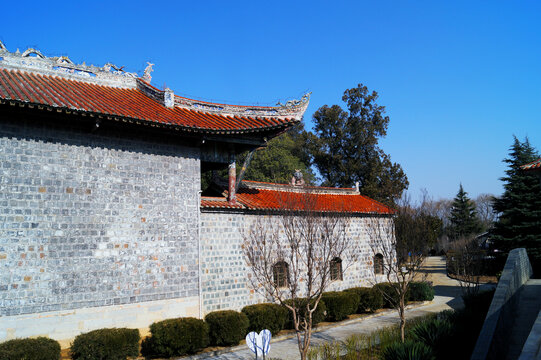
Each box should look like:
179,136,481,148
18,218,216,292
178,256,470,360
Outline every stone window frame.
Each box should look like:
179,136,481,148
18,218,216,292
273,261,290,288
330,257,343,281
374,253,384,275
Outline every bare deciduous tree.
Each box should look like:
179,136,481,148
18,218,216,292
242,191,355,360
447,236,484,297
367,195,428,342
475,193,498,231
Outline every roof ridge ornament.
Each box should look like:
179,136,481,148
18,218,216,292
143,62,154,83
172,91,310,120
55,56,74,65
22,48,45,58
276,92,311,108
103,62,126,72
241,180,361,195
0,44,138,88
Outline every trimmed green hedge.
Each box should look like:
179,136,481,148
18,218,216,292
0,337,61,360
205,310,249,346
70,328,140,360
373,283,402,308
141,317,209,358
373,282,434,307
321,291,359,321
283,298,327,329
409,282,435,302
242,303,289,335
344,287,383,313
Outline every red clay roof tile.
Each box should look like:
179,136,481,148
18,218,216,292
201,183,394,215
0,68,299,134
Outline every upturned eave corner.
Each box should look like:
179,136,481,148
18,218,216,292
276,91,311,121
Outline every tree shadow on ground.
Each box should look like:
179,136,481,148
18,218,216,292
433,284,464,310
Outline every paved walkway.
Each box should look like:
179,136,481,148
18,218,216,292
181,257,465,360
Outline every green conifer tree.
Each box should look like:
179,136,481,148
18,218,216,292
492,137,541,274
447,184,482,241
307,84,408,206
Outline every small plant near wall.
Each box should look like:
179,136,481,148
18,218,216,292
0,337,61,360
205,310,249,346
70,328,140,360
141,317,209,358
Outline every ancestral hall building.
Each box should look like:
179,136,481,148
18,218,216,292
0,42,393,345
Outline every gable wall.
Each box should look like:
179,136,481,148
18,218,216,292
200,211,390,314
0,118,201,343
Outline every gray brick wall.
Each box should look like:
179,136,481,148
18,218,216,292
0,119,201,316
200,211,390,314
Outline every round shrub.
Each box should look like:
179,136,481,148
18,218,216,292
344,287,383,313
70,328,140,360
321,291,359,321
374,283,402,308
141,317,209,358
283,298,327,329
0,337,61,360
408,282,435,302
205,310,249,346
383,340,434,360
242,303,289,335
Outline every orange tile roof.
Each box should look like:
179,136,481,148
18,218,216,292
201,196,244,209
0,68,298,134
521,158,541,171
201,182,394,215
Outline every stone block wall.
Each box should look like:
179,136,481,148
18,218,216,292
0,118,201,340
200,211,390,314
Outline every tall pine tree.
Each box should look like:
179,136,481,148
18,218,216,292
447,184,482,241
307,84,408,206
492,137,541,275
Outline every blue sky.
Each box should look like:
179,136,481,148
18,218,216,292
2,1,540,200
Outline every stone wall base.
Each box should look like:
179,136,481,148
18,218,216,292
0,296,200,348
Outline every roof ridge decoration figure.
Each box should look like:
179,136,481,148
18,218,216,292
276,92,311,108
142,62,154,83
291,169,306,186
